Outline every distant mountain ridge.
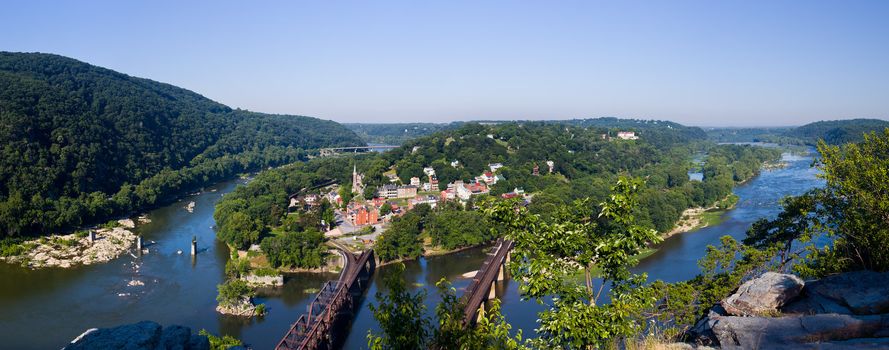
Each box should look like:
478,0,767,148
0,52,362,236
784,118,889,145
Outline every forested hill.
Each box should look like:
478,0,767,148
0,52,362,236
784,119,889,145
344,122,462,145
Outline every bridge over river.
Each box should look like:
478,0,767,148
460,238,514,325
275,245,375,350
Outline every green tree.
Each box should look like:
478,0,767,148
216,279,252,307
260,229,326,269
482,177,662,348
367,264,520,350
367,265,430,350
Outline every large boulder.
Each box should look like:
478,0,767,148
783,270,889,316
722,272,804,316
64,321,209,350
708,313,889,349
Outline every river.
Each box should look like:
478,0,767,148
0,150,822,349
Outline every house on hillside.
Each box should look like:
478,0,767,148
480,171,497,184
456,181,489,200
617,131,639,140
397,185,418,198
347,203,379,226
409,195,439,209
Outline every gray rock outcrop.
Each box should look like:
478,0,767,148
706,313,889,349
783,270,889,316
722,272,804,316
690,270,889,349
64,321,210,350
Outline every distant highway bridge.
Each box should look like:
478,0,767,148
317,145,399,157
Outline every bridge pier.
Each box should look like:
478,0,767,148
497,263,505,281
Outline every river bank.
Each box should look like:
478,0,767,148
662,194,739,240
0,218,139,269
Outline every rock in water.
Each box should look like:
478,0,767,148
64,321,209,350
722,272,804,316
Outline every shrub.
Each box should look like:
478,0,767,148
199,329,242,350
216,280,252,306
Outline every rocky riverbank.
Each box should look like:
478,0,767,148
0,218,138,269
689,270,889,349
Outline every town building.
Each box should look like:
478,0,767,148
378,184,418,199
616,131,639,140
480,171,497,184
409,195,439,209
347,203,379,226
410,176,421,187
456,181,489,200
489,163,504,172
546,160,555,174
422,179,439,192
379,184,398,198
532,164,540,176
397,185,418,198
440,188,456,201
423,167,436,177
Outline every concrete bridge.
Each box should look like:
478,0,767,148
461,238,514,325
275,247,376,350
317,145,399,157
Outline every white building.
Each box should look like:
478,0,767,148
423,167,436,176
489,163,504,172
410,177,421,186
616,131,639,140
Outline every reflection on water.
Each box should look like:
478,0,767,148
0,150,823,349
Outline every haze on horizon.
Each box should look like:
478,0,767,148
2,1,888,127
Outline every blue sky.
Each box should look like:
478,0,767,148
2,1,888,126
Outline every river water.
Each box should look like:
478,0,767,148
0,151,822,349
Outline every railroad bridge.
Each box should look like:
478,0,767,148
461,238,515,325
275,247,376,350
